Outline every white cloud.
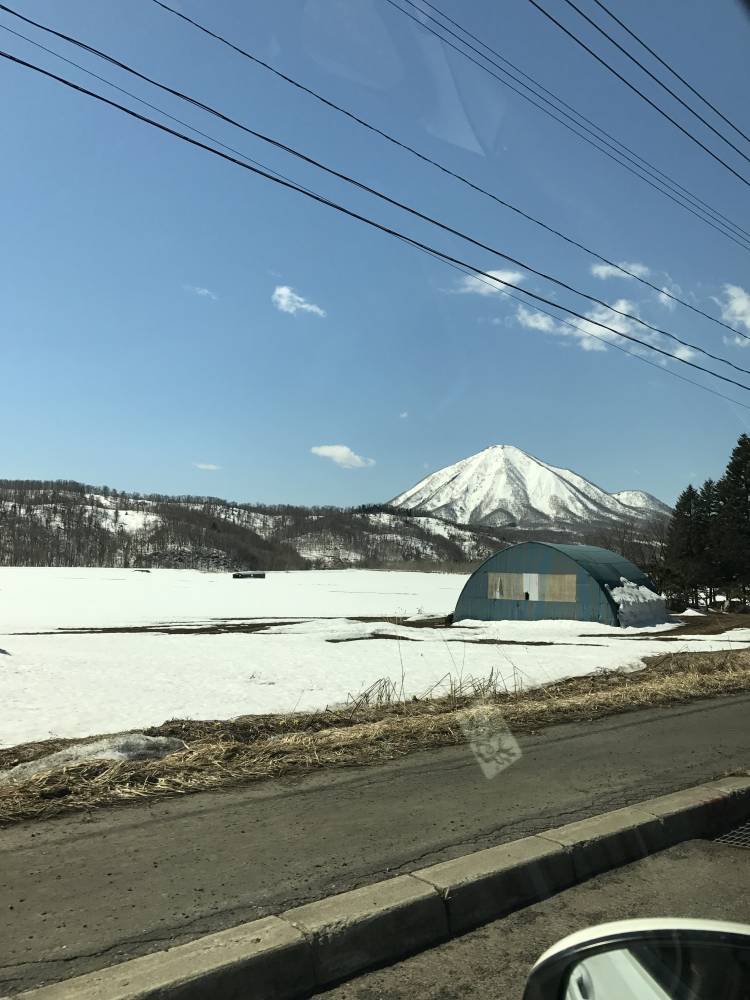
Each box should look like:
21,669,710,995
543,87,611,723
272,285,326,317
670,344,697,361
399,411,409,419
718,284,750,345
591,264,621,280
185,285,217,300
456,269,524,296
515,303,603,351
577,298,696,361
310,445,375,469
657,287,676,310
515,298,670,355
512,289,698,366
515,305,557,333
573,298,650,353
193,462,221,471
656,275,681,310
590,261,651,280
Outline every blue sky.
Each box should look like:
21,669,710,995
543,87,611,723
1,0,749,507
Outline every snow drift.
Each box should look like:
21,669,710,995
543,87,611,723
609,578,668,628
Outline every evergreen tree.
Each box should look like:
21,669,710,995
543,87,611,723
716,433,750,598
696,479,722,601
664,485,703,604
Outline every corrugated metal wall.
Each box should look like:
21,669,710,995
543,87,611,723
455,541,620,625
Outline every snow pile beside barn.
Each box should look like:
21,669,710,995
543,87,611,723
609,578,668,627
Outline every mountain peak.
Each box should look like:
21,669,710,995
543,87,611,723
480,444,529,456
390,446,671,529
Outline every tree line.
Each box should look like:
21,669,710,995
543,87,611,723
663,433,750,608
0,481,506,569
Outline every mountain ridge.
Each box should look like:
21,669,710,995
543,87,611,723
0,447,672,570
390,445,671,529
0,480,507,570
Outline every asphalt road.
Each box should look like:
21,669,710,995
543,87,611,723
322,838,750,999
1,693,749,994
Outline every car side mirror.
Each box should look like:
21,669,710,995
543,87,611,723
523,919,750,1000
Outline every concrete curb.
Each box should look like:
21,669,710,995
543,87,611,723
12,774,750,999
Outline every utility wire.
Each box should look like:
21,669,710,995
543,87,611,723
389,0,750,246
4,10,749,364
1,46,747,415
420,245,750,410
525,0,750,191
1,23,740,408
0,22,308,194
406,0,750,245
146,0,750,253
3,47,750,399
562,0,750,162
0,44,750,410
487,276,750,411
590,0,750,147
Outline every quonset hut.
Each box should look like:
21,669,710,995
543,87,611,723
454,541,666,627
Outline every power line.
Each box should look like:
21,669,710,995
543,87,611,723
3,46,748,413
395,0,750,247
1,22,742,410
389,0,750,251
3,47,750,400
145,0,750,253
487,279,750,412
415,247,750,410
525,0,750,191
0,23,310,195
564,0,750,160
407,0,750,245
4,12,749,365
589,0,750,147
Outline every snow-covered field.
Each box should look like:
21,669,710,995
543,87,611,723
1,568,747,748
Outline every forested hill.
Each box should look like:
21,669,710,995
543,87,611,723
0,480,510,570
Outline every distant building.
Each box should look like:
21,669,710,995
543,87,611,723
454,542,666,627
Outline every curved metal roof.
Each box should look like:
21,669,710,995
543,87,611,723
531,541,655,591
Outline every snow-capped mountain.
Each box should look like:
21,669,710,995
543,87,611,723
611,490,672,514
390,445,672,529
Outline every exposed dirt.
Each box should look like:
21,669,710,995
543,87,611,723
9,614,453,637
580,613,750,641
328,635,606,646
13,612,745,639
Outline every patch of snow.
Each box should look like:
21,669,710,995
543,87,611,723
609,578,668,628
292,538,367,564
611,490,673,515
0,567,463,632
86,493,115,508
222,509,285,536
97,508,162,534
2,568,745,749
0,734,183,784
360,512,402,528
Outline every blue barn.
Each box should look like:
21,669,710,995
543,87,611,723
454,541,659,627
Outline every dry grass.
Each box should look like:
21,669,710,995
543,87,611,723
666,612,750,636
1,648,748,828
